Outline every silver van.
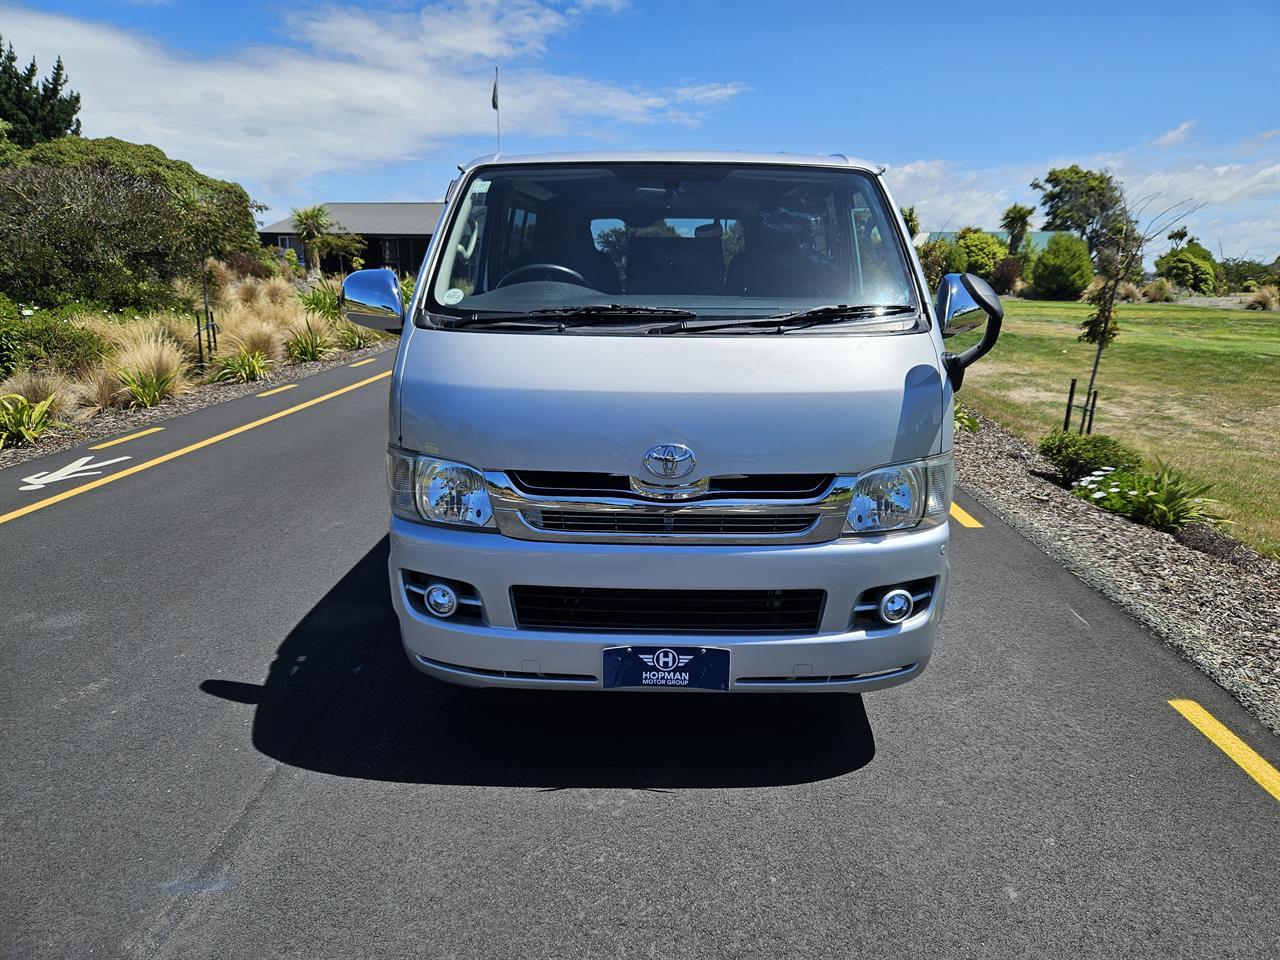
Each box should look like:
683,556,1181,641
341,152,1001,694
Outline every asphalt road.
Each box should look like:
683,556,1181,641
1,354,1277,960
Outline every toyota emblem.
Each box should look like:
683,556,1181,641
643,443,696,480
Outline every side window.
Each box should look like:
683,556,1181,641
447,203,487,295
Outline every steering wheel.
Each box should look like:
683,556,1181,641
496,263,589,288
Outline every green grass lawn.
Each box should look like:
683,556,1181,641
952,299,1280,554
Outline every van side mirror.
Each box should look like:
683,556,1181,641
340,269,404,334
936,272,1002,391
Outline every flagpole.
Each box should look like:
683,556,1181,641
493,65,501,154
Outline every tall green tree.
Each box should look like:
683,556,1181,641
999,203,1035,258
0,34,82,148
1030,166,1128,259
899,206,920,239
291,205,338,274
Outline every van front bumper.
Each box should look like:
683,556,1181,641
388,516,948,692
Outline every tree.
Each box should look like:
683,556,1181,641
1072,193,1200,424
1029,233,1093,300
1030,165,1129,259
0,165,187,308
900,206,920,239
999,203,1035,258
0,34,81,148
1167,226,1188,250
318,231,367,273
953,228,1008,282
290,205,337,275
0,118,19,168
916,239,967,291
17,136,260,257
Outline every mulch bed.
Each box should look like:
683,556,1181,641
955,416,1280,736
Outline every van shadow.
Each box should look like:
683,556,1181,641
201,538,876,789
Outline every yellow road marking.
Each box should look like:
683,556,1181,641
257,383,298,398
349,358,377,368
0,371,392,527
1169,699,1280,803
88,427,164,450
949,502,983,528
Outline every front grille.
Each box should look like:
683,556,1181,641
511,586,825,634
523,509,818,536
509,471,833,500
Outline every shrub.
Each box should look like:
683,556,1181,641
224,250,274,279
297,279,341,322
1116,281,1141,302
0,368,77,418
399,273,416,305
953,228,1008,282
211,349,273,383
262,275,295,306
17,136,259,258
1142,279,1174,303
229,278,263,307
1157,249,1216,294
1072,462,1226,533
112,334,190,408
1246,285,1279,311
0,392,56,448
224,316,283,360
74,364,125,414
285,319,334,362
0,165,189,309
1036,430,1142,482
1029,234,1093,300
0,310,106,375
992,256,1022,295
333,320,378,351
954,406,979,434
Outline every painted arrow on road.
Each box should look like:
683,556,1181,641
20,455,131,491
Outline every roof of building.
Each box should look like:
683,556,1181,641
460,149,883,174
915,230,1069,253
260,202,446,237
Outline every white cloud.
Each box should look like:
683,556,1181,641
0,2,743,196
673,83,749,105
1155,120,1195,147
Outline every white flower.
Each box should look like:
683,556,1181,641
1109,486,1121,492
1092,491,1106,499
1100,467,1115,473
1129,490,1139,495
21,308,33,316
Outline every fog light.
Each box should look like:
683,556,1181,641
425,582,458,618
879,589,914,624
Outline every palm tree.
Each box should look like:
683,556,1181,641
900,205,920,239
1000,203,1035,258
291,204,335,276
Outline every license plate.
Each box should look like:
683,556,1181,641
602,645,730,691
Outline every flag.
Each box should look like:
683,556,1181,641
491,67,499,111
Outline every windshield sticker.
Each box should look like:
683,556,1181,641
442,288,465,305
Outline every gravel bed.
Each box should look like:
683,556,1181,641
955,416,1280,736
0,340,396,470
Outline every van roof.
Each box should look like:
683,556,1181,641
461,150,884,175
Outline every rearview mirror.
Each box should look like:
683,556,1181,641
340,269,404,334
935,272,1003,391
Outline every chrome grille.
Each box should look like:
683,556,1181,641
523,509,819,536
486,471,854,545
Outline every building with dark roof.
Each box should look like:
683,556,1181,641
258,202,446,275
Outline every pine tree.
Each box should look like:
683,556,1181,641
0,33,82,148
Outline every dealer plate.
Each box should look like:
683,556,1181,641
602,645,730,691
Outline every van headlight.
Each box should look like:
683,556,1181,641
386,448,494,528
844,455,952,534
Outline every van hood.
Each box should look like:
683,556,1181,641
396,329,947,476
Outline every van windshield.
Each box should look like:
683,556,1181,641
427,163,920,330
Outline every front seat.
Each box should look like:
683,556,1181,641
508,197,620,294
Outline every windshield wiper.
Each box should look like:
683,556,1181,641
659,304,916,335
525,304,697,321
437,304,696,330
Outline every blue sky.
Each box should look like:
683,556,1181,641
6,0,1278,258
